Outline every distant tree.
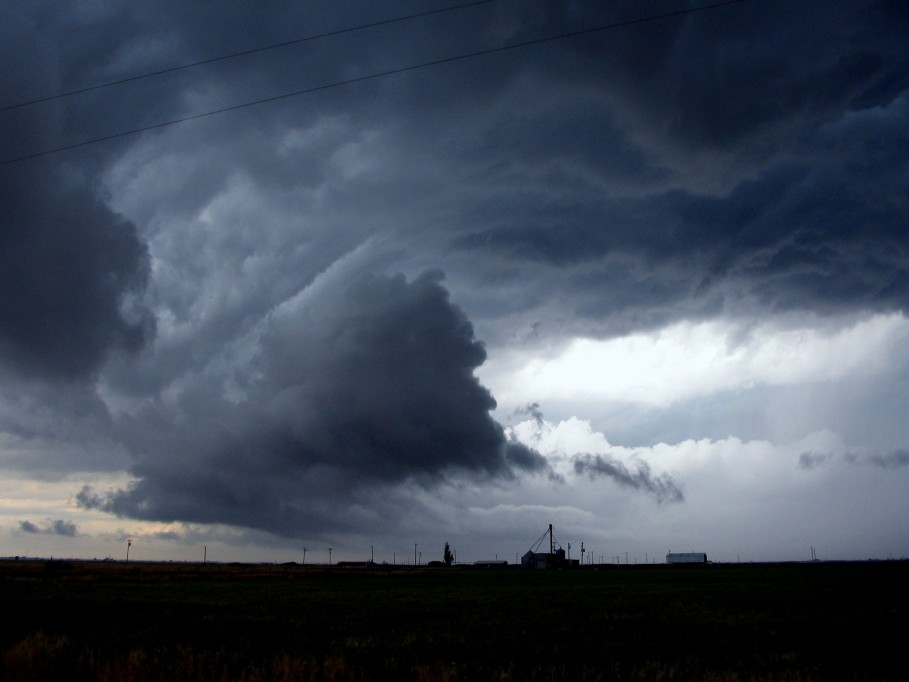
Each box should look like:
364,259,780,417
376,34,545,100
443,542,454,567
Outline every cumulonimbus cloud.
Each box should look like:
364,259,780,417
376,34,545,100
79,271,547,536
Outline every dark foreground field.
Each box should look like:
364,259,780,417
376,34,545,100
1,559,905,681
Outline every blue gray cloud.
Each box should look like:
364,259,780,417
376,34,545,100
19,519,79,537
1,0,906,547
79,271,547,536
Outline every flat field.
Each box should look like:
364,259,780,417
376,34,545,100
1,559,905,681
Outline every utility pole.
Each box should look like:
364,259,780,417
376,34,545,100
414,543,418,566
328,547,332,566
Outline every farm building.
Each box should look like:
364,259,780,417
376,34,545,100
521,524,577,569
666,552,708,565
521,547,567,569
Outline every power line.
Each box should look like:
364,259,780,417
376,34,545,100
0,0,497,113
1,0,749,166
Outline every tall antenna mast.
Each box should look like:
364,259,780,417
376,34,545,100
549,524,554,555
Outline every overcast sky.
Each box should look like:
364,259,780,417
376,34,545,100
2,0,907,565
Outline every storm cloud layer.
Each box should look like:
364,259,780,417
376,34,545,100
2,1,908,560
80,271,544,535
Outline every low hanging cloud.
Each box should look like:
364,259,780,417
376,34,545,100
572,454,684,503
800,448,909,470
80,271,546,536
19,519,79,537
870,450,909,469
506,410,683,502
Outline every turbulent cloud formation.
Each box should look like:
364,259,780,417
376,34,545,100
1,1,908,561
80,271,545,536
572,454,683,503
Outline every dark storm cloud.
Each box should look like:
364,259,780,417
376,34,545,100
435,1,909,335
573,454,683,503
3,0,908,551
1,4,154,383
18,519,79,537
0,164,154,380
453,101,909,329
504,440,548,472
79,272,546,535
9,0,906,341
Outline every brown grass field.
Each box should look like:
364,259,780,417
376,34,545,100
1,558,905,680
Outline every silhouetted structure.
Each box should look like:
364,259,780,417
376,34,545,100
521,524,577,569
666,552,707,565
